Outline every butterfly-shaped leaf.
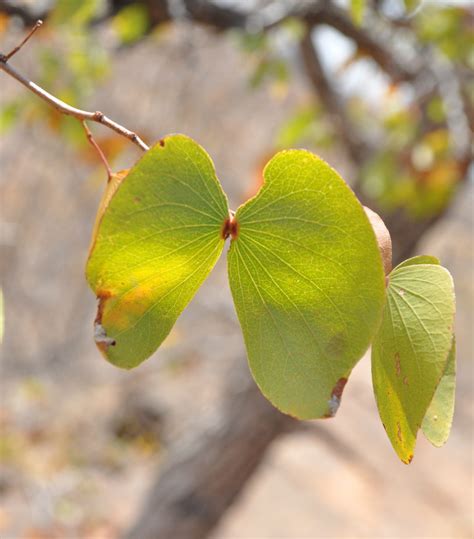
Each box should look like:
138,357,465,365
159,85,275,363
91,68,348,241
372,256,455,462
86,135,229,368
228,150,386,419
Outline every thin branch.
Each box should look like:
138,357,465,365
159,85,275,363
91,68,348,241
0,24,149,152
82,121,113,181
4,19,43,60
304,4,415,84
300,27,369,166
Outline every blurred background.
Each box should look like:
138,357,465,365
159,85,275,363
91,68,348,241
0,1,473,538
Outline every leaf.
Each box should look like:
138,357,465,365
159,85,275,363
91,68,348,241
86,135,229,368
395,255,440,270
372,263,455,463
422,337,456,447
113,4,150,45
88,169,129,256
228,150,386,419
50,0,100,26
363,206,392,275
350,0,366,26
403,0,422,13
0,100,21,134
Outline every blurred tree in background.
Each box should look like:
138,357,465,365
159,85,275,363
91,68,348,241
0,2,472,538
1,0,472,262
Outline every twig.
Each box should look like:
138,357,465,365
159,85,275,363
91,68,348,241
305,4,414,84
0,22,150,152
300,27,369,166
82,121,113,181
4,19,43,60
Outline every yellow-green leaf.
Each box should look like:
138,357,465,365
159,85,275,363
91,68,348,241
228,150,386,419
350,0,366,26
372,263,455,463
395,255,440,270
422,337,456,447
86,135,229,368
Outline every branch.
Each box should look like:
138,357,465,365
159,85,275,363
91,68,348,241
82,121,113,181
304,4,415,83
300,27,369,166
0,24,149,152
3,19,43,60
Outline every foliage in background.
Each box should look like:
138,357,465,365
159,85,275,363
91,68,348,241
1,1,471,218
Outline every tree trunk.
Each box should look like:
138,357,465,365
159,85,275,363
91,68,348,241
124,364,294,539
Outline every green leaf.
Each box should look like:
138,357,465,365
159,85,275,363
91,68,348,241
86,135,229,369
113,4,150,45
394,255,440,270
422,337,456,447
350,0,366,26
403,0,422,13
0,101,21,134
228,150,386,419
50,0,100,26
372,263,455,463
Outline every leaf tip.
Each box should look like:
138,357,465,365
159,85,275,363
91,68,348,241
94,322,116,354
94,290,116,354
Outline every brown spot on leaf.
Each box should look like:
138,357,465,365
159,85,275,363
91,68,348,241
332,377,348,400
324,377,348,418
326,332,346,356
397,422,403,442
134,196,141,204
159,139,165,147
95,290,112,325
94,291,116,354
403,376,409,386
221,215,239,240
395,352,401,377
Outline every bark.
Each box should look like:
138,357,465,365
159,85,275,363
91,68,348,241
124,363,294,539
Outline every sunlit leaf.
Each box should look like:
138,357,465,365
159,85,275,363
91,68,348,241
86,135,229,368
228,150,386,419
372,263,455,462
0,101,21,133
113,4,150,45
422,337,456,447
395,255,440,270
350,0,366,26
88,169,129,255
403,0,422,13
50,0,100,26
